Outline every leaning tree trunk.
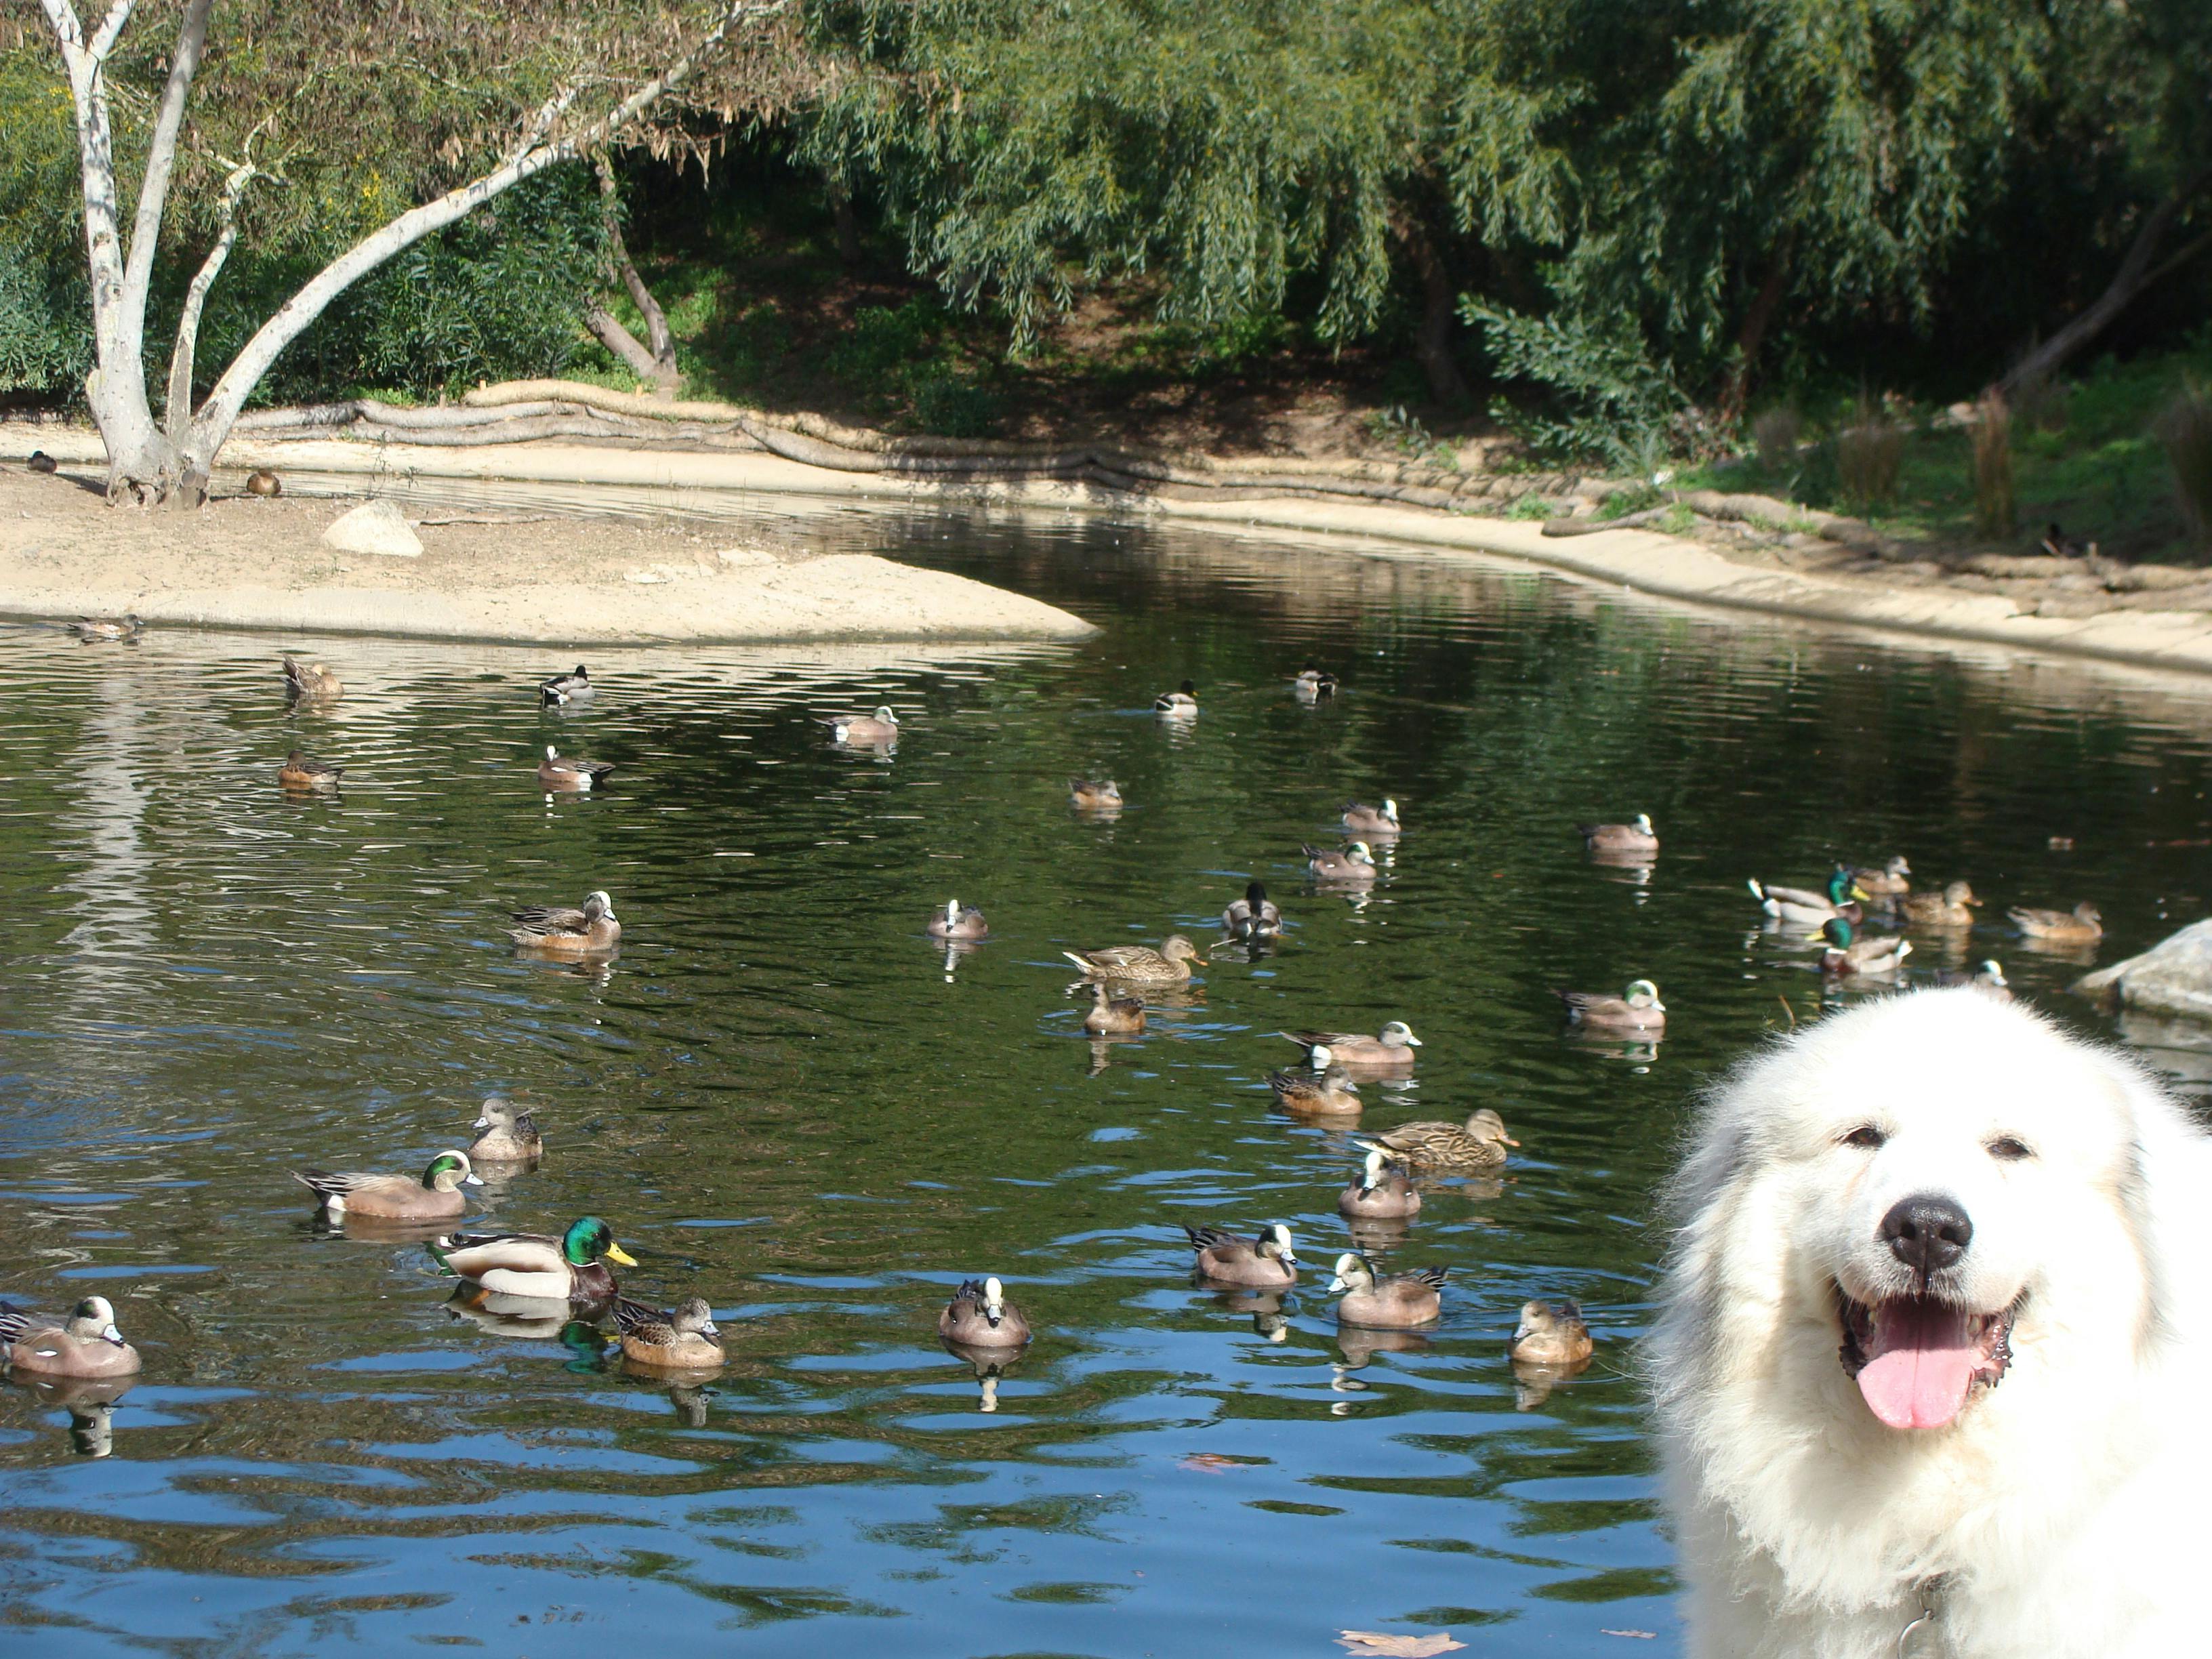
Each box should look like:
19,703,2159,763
1389,209,1470,407
584,157,680,395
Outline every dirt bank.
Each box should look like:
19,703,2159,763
0,463,1096,644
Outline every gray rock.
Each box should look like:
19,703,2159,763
2072,919,2212,1021
321,499,421,558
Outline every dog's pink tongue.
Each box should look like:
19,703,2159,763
1858,1300,1978,1430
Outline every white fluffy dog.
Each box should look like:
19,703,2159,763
1652,988,2212,1658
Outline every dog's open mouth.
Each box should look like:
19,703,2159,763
1835,1288,2020,1431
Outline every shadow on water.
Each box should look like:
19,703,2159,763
2,501,2211,1655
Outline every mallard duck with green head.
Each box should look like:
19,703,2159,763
436,1216,638,1307
1811,916,1911,975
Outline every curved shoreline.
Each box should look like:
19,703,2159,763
8,423,2212,671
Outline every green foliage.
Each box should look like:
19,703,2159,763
824,296,1000,433
0,239,89,395
1362,404,1456,468
1463,299,1696,468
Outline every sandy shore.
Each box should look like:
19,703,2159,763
9,422,2212,672
0,462,1095,644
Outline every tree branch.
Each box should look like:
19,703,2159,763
122,0,213,350
87,0,133,58
39,0,83,49
165,156,258,449
595,154,677,374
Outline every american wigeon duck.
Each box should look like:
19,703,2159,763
926,899,989,940
1578,814,1657,853
1221,881,1282,938
1901,880,1981,927
1932,959,2013,999
280,655,342,702
1357,1107,1518,1172
436,1215,637,1305
1267,1063,1361,1116
468,1096,544,1163
538,745,615,792
1082,982,1146,1034
1062,935,1204,985
939,1276,1031,1347
1338,1148,1421,1220
1154,680,1198,716
1749,868,1867,926
820,706,899,743
613,1296,724,1369
245,468,282,497
1509,1299,1595,1368
1184,1223,1298,1287
1342,800,1400,835
1303,842,1377,883
1278,1021,1422,1068
1811,916,1911,975
277,748,344,789
2009,901,2103,943
1068,777,1122,811
1853,855,1913,896
293,1150,480,1219
510,889,621,954
1554,980,1666,1032
73,613,143,642
539,665,592,705
1328,1252,1446,1328
27,450,58,474
1294,665,1338,699
0,1296,142,1378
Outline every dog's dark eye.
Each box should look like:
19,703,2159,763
1987,1136,2033,1162
1841,1125,1885,1150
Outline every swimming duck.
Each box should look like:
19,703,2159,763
821,706,899,743
0,1296,141,1378
277,748,344,789
1357,1107,1518,1172
1304,842,1378,884
1509,1299,1595,1368
1933,959,2013,999
537,745,615,792
27,450,58,474
1327,1252,1446,1328
1338,1148,1421,1220
1068,777,1122,811
1294,665,1338,699
468,1097,544,1162
926,899,989,941
281,655,342,702
1221,881,1282,939
1267,1063,1362,1116
539,665,592,705
1749,868,1866,926
437,1215,636,1305
73,613,143,642
612,1295,724,1368
1578,814,1658,854
1082,982,1147,1035
1062,935,1203,985
293,1150,480,1219
245,468,282,497
2009,901,2103,943
510,889,621,954
1183,1223,1298,1287
1342,800,1400,836
1901,881,1981,927
939,1276,1031,1348
1554,980,1666,1032
1154,680,1199,716
1277,1021,1422,1069
1853,855,1913,897
1811,916,1911,975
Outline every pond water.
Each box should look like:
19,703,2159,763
4,506,2212,1658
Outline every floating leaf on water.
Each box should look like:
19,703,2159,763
1336,1632,1466,1656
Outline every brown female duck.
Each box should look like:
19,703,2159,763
1082,982,1147,1034
278,748,344,789
1357,1108,1517,1172
1509,1299,1595,1368
1267,1063,1362,1116
281,656,342,702
1901,881,1981,927
1577,814,1657,854
2008,901,2103,943
468,1097,544,1163
613,1296,724,1369
1063,935,1203,985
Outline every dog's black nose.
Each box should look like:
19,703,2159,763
1881,1194,1973,1279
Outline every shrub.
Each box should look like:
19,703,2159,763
1752,406,1802,472
1462,300,1698,470
1836,398,1905,511
2011,373,2070,434
2159,381,2212,554
1971,390,2015,537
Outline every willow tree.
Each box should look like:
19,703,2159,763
27,0,798,504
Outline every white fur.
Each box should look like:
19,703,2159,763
1652,989,2212,1658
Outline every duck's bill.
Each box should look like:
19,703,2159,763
1326,1275,1350,1292
1502,1136,1522,1147
471,1118,491,1132
607,1244,640,1267
1404,1035,1423,1046
102,1326,125,1346
464,1173,485,1187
